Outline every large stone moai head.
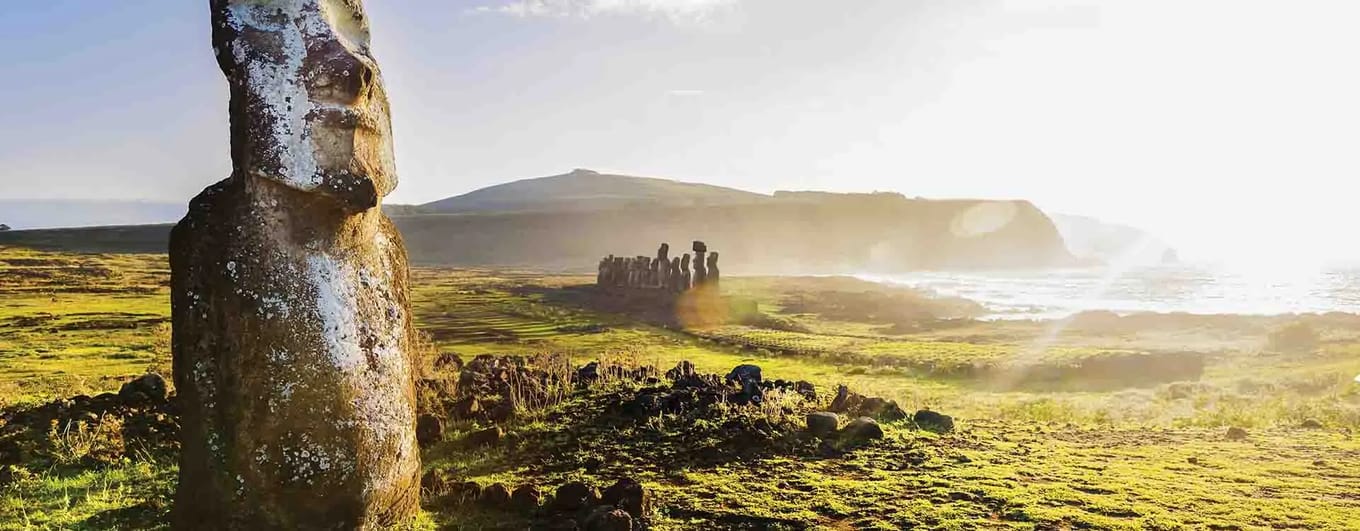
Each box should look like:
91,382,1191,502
211,0,395,212
173,2,419,529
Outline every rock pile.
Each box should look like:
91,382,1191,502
0,373,177,467
422,471,650,530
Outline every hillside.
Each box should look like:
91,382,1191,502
1051,213,1177,265
0,171,1076,272
421,169,770,213
0,200,184,230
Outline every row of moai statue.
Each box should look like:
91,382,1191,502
598,241,720,292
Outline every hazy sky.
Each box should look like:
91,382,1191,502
2,0,1358,264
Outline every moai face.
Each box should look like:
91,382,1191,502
212,0,396,212
707,252,719,269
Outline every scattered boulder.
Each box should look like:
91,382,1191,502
467,426,504,448
1226,426,1248,440
512,484,544,510
840,416,884,443
453,481,483,504
481,483,512,507
584,506,633,531
601,478,648,519
449,395,482,420
860,397,908,422
806,412,840,437
554,481,600,513
433,352,464,372
118,373,168,403
1301,418,1324,429
665,360,698,380
725,364,762,386
421,469,451,498
416,414,444,448
828,384,857,413
577,362,601,384
913,409,955,433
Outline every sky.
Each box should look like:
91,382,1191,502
1,0,1358,265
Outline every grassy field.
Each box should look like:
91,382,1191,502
2,246,1359,529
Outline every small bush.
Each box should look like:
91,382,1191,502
1267,322,1320,353
45,415,126,466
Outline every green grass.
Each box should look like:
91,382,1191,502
4,246,1360,529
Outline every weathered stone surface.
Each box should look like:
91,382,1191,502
806,412,840,437
511,484,543,510
706,252,719,289
680,254,692,292
119,373,168,403
600,478,647,519
584,507,634,531
913,409,955,433
725,364,762,386
554,481,599,513
173,1,419,528
481,483,512,507
466,426,504,448
416,414,443,448
692,241,708,286
841,416,884,443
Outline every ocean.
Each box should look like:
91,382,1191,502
864,264,1360,319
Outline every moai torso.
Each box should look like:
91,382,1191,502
692,241,708,287
172,2,419,528
707,252,720,290
680,254,692,292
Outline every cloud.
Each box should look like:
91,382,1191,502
469,0,736,23
666,89,706,97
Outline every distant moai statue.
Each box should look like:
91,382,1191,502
656,243,671,289
692,241,708,287
598,255,612,286
612,256,626,287
669,257,682,292
680,254,692,292
707,252,720,290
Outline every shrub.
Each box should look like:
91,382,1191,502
45,415,126,466
1267,322,1320,353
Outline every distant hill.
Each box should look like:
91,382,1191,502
1,170,1082,273
1050,213,1177,265
421,169,770,213
0,200,184,230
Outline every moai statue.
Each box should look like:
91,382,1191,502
680,253,692,292
612,256,625,287
173,1,419,528
598,256,610,286
656,243,670,289
692,241,708,287
707,251,720,290
669,257,681,292
649,258,660,288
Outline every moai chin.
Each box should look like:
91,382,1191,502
171,1,420,528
